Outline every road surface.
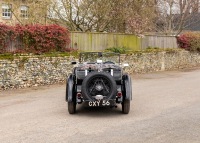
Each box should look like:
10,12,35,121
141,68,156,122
0,68,200,143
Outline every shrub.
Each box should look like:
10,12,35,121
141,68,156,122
0,23,71,54
65,47,78,52
14,24,71,54
177,32,200,52
0,24,14,54
105,46,130,54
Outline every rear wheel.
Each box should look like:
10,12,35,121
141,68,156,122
68,101,76,114
66,74,76,114
66,79,68,101
122,99,130,114
122,74,132,114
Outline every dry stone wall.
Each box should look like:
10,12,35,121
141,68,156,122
0,57,75,90
122,51,200,74
0,51,200,91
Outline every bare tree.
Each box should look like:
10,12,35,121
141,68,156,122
125,0,157,34
50,0,157,34
155,0,200,35
49,0,113,32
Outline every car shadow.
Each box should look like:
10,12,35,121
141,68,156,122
74,102,124,117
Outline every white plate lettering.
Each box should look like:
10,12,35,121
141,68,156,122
88,100,110,106
102,100,110,106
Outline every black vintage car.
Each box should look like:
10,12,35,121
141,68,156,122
66,52,132,114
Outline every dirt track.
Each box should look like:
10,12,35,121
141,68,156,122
0,69,200,143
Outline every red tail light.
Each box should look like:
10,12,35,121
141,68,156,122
117,92,122,97
77,93,82,98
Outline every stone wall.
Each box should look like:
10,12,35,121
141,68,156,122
0,56,75,90
122,51,200,73
1,51,200,90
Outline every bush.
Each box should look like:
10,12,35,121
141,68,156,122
0,24,71,54
105,46,131,54
177,32,200,52
14,24,71,54
0,24,14,54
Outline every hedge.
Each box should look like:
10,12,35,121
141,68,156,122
177,32,200,52
0,24,14,53
0,24,70,54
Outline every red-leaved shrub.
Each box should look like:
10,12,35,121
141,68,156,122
0,23,70,54
0,24,14,54
177,32,200,52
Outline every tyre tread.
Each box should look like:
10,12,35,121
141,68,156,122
68,102,76,114
122,99,130,114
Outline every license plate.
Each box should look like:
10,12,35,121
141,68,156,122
88,100,110,107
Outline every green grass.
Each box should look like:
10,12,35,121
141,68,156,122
105,46,183,55
0,51,79,60
129,47,183,54
105,47,131,54
0,48,184,60
0,53,14,60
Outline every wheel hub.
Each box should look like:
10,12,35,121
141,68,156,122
95,84,103,91
88,77,111,97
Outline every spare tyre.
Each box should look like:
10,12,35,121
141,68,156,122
81,72,117,101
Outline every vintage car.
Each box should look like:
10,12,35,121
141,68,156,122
66,52,132,114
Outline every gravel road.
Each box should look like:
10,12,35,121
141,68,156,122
0,68,200,143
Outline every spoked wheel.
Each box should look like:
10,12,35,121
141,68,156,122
87,76,111,97
81,72,117,101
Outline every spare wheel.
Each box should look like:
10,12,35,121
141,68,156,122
81,72,117,101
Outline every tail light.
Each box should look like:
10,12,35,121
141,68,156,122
77,93,82,98
117,92,122,97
